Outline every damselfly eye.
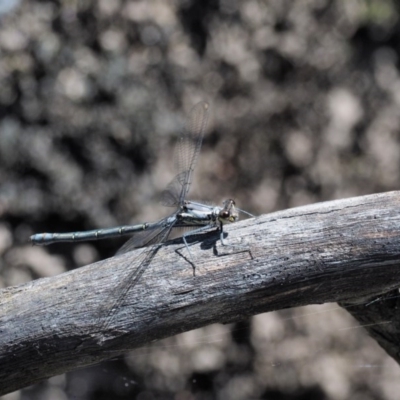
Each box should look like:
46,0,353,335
221,211,229,218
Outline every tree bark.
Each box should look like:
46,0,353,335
2,191,400,395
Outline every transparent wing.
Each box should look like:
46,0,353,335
116,215,175,255
160,172,186,207
99,224,174,331
99,102,210,331
160,101,210,207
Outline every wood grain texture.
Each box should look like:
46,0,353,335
2,191,400,394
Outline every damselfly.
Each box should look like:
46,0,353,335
31,102,252,328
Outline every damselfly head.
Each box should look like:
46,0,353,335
218,199,239,224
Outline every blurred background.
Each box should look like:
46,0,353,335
1,0,400,399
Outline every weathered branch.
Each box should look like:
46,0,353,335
2,191,400,395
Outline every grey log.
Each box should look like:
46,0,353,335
1,191,400,395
